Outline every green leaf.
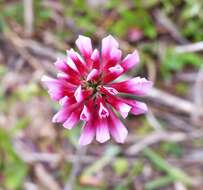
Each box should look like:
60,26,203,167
82,145,120,176
12,117,30,134
5,161,27,189
3,3,23,23
122,10,156,38
0,128,27,189
132,160,144,176
145,175,174,190
162,49,202,77
134,0,160,8
143,148,194,186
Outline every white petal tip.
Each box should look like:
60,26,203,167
79,140,91,146
96,136,110,143
41,75,50,82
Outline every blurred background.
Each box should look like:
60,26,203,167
0,0,203,190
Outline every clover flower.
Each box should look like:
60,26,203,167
41,35,152,145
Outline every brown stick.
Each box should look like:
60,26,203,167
147,88,203,116
34,164,61,190
175,41,203,53
126,130,203,155
23,0,34,36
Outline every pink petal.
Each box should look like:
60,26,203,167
74,86,93,103
74,85,83,102
79,121,95,146
121,50,139,72
67,49,87,75
53,100,82,124
107,96,131,118
59,96,69,106
100,86,118,95
103,64,124,83
54,58,79,76
108,110,128,143
57,73,81,85
63,111,80,129
86,69,99,81
96,118,110,143
103,47,122,71
54,58,69,73
91,49,100,70
98,102,109,118
124,100,148,115
102,35,119,59
110,47,122,61
80,105,91,121
76,35,93,59
41,75,75,100
110,77,153,96
67,57,79,72
108,64,124,73
59,96,76,107
52,107,70,123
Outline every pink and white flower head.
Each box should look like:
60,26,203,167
41,35,152,145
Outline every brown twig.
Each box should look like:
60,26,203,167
34,164,61,190
5,31,43,70
126,130,203,155
175,41,203,53
191,66,203,125
154,10,188,44
63,147,87,190
147,88,203,116
23,0,34,36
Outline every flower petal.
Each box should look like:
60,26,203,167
107,96,131,118
110,77,153,96
80,105,91,121
52,107,70,123
63,111,80,129
91,49,100,70
124,100,148,115
41,75,75,100
96,118,110,143
67,49,87,75
98,102,109,118
54,58,68,73
57,73,81,85
86,69,99,81
110,47,122,61
100,86,118,95
102,35,119,59
108,110,128,143
121,50,139,72
79,121,95,146
76,35,93,59
74,85,83,102
59,96,69,106
103,64,124,83
74,86,93,103
103,47,122,71
67,57,79,72
54,58,79,76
